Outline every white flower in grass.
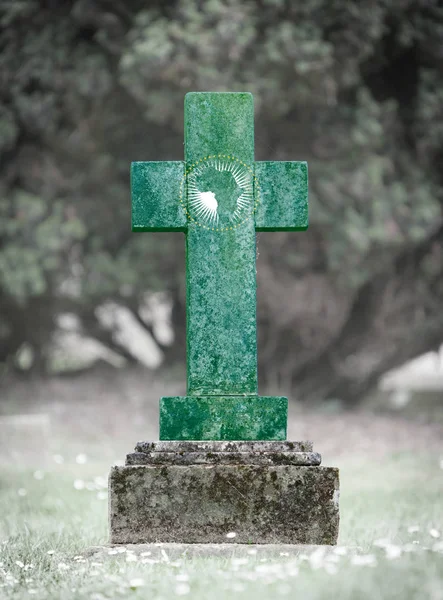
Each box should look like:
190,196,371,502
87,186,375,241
407,525,420,533
232,582,245,592
385,545,402,560
403,543,420,553
351,555,376,567
325,562,338,575
47,550,55,555
94,476,107,488
17,489,27,497
129,578,145,589
73,480,85,490
326,554,340,564
125,554,137,562
161,549,170,562
231,557,248,567
15,561,25,568
175,582,191,595
309,547,326,569
141,558,158,564
226,532,236,539
373,538,391,548
76,453,88,464
430,529,441,539
53,454,64,464
33,471,44,480
286,564,299,577
57,562,70,571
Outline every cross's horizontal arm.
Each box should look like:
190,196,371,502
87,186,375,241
254,161,308,231
131,161,187,232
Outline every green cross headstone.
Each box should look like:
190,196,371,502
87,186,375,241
132,92,308,441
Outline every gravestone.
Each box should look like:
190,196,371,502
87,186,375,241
109,92,339,544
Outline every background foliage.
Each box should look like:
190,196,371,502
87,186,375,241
1,0,442,402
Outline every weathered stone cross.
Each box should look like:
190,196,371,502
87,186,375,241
132,92,307,441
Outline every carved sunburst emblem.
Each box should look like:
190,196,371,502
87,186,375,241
189,190,219,226
182,155,256,231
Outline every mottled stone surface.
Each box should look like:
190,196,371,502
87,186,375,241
109,464,339,545
131,161,186,232
130,440,319,465
135,441,314,453
185,220,258,396
160,396,287,440
255,161,308,231
185,94,257,397
126,451,321,466
184,92,255,165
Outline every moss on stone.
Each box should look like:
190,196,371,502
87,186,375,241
109,464,339,545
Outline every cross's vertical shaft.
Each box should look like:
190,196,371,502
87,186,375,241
184,93,257,396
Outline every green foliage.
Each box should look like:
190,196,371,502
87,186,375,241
117,0,443,291
0,0,442,382
0,106,18,155
0,192,86,302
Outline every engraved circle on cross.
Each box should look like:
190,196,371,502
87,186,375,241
181,155,257,231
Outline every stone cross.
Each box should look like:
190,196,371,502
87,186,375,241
132,92,308,441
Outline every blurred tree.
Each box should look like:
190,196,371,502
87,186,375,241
0,0,442,402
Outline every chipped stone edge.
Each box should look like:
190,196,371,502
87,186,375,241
126,450,322,466
135,440,314,453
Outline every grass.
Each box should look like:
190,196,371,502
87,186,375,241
1,450,442,598
0,372,442,599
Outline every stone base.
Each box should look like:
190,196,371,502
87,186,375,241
109,442,339,545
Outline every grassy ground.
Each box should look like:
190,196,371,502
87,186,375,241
0,370,442,599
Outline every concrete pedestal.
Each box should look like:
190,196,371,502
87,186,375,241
109,441,339,545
